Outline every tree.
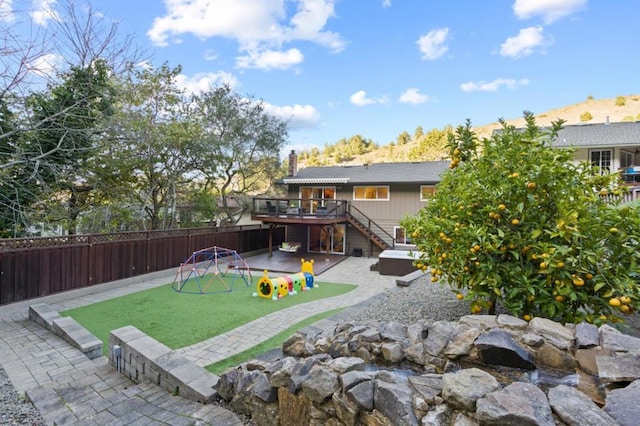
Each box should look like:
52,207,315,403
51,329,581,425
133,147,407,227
396,131,411,146
191,84,288,225
403,113,640,324
414,125,424,140
23,60,117,234
408,127,450,160
0,0,144,236
101,63,197,230
580,111,593,122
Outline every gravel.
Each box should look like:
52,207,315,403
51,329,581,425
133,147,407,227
0,366,45,426
342,273,478,325
342,274,640,338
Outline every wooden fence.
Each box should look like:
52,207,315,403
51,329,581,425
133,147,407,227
0,225,284,305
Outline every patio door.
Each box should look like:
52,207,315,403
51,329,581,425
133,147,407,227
308,225,345,255
300,187,335,214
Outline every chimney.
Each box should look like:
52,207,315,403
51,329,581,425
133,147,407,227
288,150,298,176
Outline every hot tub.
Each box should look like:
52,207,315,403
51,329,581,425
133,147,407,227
378,250,423,276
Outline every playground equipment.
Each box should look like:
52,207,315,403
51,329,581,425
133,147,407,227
254,258,316,301
172,246,252,294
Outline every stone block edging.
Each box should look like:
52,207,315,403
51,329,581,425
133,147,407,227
28,303,103,360
109,325,219,404
396,269,426,286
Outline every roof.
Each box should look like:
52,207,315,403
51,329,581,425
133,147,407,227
283,161,449,185
550,122,640,148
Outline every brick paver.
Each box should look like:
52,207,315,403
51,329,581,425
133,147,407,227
0,256,397,425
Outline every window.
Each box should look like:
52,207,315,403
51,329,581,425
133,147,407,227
394,226,411,245
420,185,436,201
621,150,634,169
590,149,612,173
300,186,335,213
353,186,389,200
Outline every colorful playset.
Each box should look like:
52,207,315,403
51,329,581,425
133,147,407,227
253,258,317,300
172,246,252,294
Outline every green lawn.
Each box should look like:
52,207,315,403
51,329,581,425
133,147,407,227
61,275,355,354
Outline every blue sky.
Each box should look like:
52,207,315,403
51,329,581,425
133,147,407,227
5,0,640,155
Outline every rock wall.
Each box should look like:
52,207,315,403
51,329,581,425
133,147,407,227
215,314,640,425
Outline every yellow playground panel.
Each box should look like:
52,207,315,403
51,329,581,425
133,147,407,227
253,258,317,301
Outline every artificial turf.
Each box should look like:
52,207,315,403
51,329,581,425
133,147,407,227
60,274,356,354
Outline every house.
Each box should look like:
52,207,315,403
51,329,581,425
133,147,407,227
549,120,640,185
252,121,640,258
251,151,448,257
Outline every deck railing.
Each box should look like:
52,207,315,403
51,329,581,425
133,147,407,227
252,197,349,219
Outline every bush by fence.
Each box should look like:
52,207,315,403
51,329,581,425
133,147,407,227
0,225,284,305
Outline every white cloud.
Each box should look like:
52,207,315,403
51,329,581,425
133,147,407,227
236,48,304,70
349,90,388,106
416,27,449,60
28,52,62,77
147,0,345,71
460,78,530,92
513,0,587,24
382,0,392,8
264,103,320,130
175,72,239,94
399,88,429,104
0,0,14,22
204,49,218,61
499,26,548,58
31,0,59,26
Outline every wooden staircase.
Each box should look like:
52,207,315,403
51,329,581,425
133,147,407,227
344,203,394,251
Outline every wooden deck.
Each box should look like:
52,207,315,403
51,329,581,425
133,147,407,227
244,250,348,275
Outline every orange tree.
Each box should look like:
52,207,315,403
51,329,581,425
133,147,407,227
403,113,640,324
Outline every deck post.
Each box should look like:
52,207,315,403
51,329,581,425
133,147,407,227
268,224,276,258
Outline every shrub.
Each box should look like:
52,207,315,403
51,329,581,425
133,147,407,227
616,96,627,106
580,111,593,122
403,113,640,324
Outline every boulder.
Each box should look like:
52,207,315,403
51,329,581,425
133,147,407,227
603,379,640,426
475,328,536,370
548,384,618,426
441,368,500,411
476,382,554,426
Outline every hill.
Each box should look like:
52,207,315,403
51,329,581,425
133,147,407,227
473,93,640,139
298,94,640,168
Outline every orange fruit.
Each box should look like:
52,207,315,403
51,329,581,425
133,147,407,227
539,262,547,269
511,219,520,225
572,277,585,286
523,314,531,321
527,182,537,189
620,304,631,314
609,227,619,234
555,295,565,302
620,296,631,305
498,204,506,210
609,298,622,307
556,261,564,268
456,293,464,300
585,273,594,280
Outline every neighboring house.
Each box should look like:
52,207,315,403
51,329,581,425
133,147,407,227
549,121,640,185
251,151,448,257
